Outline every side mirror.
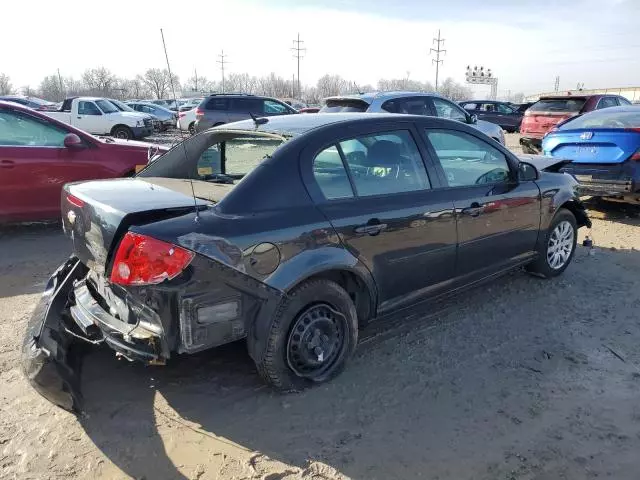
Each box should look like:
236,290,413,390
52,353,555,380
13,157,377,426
469,114,478,124
64,133,84,148
518,161,539,181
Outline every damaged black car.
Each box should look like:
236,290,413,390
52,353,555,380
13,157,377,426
22,113,591,411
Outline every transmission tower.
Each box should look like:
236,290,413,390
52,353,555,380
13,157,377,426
217,50,229,93
430,30,446,92
291,33,306,99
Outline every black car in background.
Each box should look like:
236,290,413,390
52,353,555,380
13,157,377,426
194,93,297,132
460,100,523,132
22,113,590,411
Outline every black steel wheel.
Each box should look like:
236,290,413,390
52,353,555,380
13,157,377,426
248,279,358,391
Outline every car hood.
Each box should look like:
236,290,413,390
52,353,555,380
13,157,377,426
517,154,571,172
98,137,169,152
110,111,149,121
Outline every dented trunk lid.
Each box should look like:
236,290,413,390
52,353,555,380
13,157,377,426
62,177,234,274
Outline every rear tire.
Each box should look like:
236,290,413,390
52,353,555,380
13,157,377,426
526,208,577,278
188,122,196,135
111,125,133,140
249,279,358,391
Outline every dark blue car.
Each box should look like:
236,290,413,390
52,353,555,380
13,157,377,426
542,106,640,204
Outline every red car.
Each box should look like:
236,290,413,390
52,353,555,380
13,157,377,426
0,101,168,223
520,94,632,153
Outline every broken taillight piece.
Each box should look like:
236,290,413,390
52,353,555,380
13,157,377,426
110,232,194,286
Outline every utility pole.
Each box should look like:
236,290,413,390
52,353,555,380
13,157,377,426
194,68,199,92
291,33,305,99
430,30,446,92
554,75,560,92
57,68,64,101
217,50,228,93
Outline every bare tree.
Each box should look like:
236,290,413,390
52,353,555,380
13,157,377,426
510,92,525,103
38,74,65,101
185,75,216,94
377,78,433,92
121,76,151,99
142,69,180,99
438,77,472,101
22,86,35,96
0,73,12,95
226,73,258,94
82,67,116,96
316,74,348,99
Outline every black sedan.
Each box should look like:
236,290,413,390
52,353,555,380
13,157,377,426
22,113,591,411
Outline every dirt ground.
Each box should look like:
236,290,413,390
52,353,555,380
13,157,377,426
2,134,640,479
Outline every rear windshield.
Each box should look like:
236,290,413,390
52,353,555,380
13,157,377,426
530,98,586,113
138,131,286,188
559,109,640,130
320,99,369,113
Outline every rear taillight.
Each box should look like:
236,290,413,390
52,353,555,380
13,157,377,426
631,151,640,162
624,128,640,133
195,108,204,118
66,194,85,208
110,232,194,286
178,112,186,118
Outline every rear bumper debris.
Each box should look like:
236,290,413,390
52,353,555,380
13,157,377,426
520,136,542,153
21,257,88,412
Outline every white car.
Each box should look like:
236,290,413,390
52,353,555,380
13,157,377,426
45,97,153,139
177,107,197,134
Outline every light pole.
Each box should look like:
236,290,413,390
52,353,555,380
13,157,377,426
465,65,498,100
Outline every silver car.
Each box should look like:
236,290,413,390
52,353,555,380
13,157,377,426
321,91,505,145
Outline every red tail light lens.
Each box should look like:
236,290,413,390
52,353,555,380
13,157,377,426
110,232,194,286
195,108,204,118
178,112,186,118
631,151,640,162
66,194,85,208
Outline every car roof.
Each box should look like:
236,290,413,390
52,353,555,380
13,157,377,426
462,100,508,103
581,105,640,114
216,112,444,137
324,91,443,104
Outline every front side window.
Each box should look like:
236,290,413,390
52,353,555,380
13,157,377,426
431,98,467,122
231,98,261,114
496,103,514,114
618,97,632,106
597,97,618,109
0,110,67,146
263,100,289,115
339,130,430,197
462,103,477,111
78,101,101,116
426,130,511,187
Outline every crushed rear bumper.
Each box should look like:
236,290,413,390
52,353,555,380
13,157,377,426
21,258,88,412
520,136,542,153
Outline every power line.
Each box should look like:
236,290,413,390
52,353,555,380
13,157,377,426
217,50,229,93
291,33,305,99
430,29,446,92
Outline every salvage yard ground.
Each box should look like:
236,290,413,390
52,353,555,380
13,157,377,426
2,134,640,479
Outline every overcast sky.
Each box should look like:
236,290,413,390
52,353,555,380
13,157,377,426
3,0,639,96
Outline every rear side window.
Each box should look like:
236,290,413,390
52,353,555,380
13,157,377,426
426,130,511,187
597,97,618,109
231,98,262,114
619,97,632,106
529,99,586,113
313,146,354,200
431,98,467,122
462,103,477,110
205,98,230,110
320,99,369,113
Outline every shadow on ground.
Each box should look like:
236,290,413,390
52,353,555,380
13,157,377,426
77,247,640,479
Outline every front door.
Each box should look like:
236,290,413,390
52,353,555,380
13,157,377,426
76,100,104,134
310,128,457,312
423,128,541,280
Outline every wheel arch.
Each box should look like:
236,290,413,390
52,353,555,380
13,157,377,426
110,124,132,136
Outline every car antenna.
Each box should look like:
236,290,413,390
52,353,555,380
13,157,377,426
160,28,199,223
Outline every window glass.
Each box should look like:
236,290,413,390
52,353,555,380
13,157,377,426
530,99,586,112
231,98,261,114
95,99,118,114
397,97,430,115
339,130,430,197
462,103,477,110
205,97,229,110
426,130,511,187
481,103,496,112
381,100,399,113
319,99,369,112
496,103,514,114
78,101,101,115
0,111,67,146
196,137,284,179
618,97,632,106
263,100,289,115
431,98,467,122
558,109,640,129
597,97,618,109
313,145,354,199
141,105,155,114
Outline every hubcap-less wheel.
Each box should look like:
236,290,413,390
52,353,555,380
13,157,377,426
286,303,346,379
547,220,574,269
115,129,129,139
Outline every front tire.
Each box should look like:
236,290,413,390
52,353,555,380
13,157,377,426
111,125,133,140
250,279,358,391
527,208,577,278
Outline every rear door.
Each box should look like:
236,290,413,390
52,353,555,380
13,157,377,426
307,126,457,313
422,127,541,280
0,108,96,221
228,98,262,122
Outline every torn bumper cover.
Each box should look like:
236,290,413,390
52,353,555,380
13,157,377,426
21,257,88,412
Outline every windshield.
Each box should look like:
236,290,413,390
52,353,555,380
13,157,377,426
320,99,369,113
108,99,135,112
95,99,119,114
138,130,286,190
559,109,640,130
530,98,586,113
